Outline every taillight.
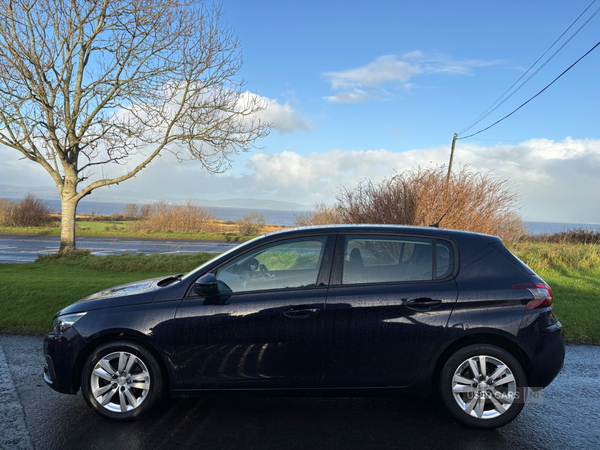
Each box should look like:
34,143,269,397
513,283,553,310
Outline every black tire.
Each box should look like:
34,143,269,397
81,340,164,421
439,344,527,429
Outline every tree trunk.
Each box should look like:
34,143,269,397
59,195,79,253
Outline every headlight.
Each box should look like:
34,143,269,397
52,312,87,334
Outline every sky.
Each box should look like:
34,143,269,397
1,0,600,223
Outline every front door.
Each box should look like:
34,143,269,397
175,234,334,389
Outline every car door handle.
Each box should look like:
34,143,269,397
284,307,320,318
405,298,442,311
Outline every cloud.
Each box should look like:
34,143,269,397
244,137,600,223
402,50,505,74
117,89,313,135
324,89,389,103
325,55,420,89
0,90,314,196
240,92,313,133
3,138,600,223
324,52,505,103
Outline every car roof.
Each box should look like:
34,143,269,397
261,224,500,242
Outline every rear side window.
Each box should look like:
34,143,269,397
343,236,433,284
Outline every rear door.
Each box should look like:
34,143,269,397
323,233,458,387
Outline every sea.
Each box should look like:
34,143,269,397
39,198,303,226
8,198,600,234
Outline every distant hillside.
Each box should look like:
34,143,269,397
0,184,308,211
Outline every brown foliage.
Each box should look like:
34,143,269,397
140,204,152,219
0,194,53,227
122,204,140,219
237,212,267,236
299,166,525,240
518,228,600,245
294,202,341,227
131,200,217,234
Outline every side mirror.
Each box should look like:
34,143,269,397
193,273,219,297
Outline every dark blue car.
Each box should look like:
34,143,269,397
44,225,564,429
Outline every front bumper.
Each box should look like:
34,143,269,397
43,327,88,395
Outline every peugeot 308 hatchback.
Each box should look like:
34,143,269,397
44,225,565,429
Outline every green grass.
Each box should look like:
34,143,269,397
0,223,254,242
0,253,217,334
507,243,600,344
0,243,598,343
35,251,218,273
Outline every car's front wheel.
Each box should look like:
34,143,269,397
81,340,164,421
439,344,527,429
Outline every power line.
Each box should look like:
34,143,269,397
460,138,527,143
458,40,600,140
458,0,600,136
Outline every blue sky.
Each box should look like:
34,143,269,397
227,0,599,149
2,0,600,222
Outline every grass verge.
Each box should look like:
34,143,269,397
0,253,217,334
0,243,598,342
506,243,600,344
0,224,254,242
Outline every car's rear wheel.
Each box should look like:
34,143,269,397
81,340,164,421
439,344,527,429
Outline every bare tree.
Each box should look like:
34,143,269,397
122,203,139,218
0,0,269,252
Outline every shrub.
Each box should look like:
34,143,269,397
0,193,53,227
294,202,340,227
132,199,217,233
140,204,152,219
238,212,266,236
122,203,140,218
0,198,10,224
298,166,525,240
518,228,600,245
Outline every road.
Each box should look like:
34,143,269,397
0,234,240,263
0,335,598,450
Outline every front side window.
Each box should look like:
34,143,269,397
215,236,327,294
342,235,434,284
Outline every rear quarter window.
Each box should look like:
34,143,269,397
492,243,536,275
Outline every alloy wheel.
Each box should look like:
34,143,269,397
90,351,151,413
451,354,517,419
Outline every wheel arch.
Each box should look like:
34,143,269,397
431,332,534,394
73,331,171,394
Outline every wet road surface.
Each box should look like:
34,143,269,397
0,334,598,450
0,235,239,263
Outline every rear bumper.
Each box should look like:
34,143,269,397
43,328,88,395
530,323,565,388
518,313,565,389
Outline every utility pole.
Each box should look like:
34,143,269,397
446,133,458,190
